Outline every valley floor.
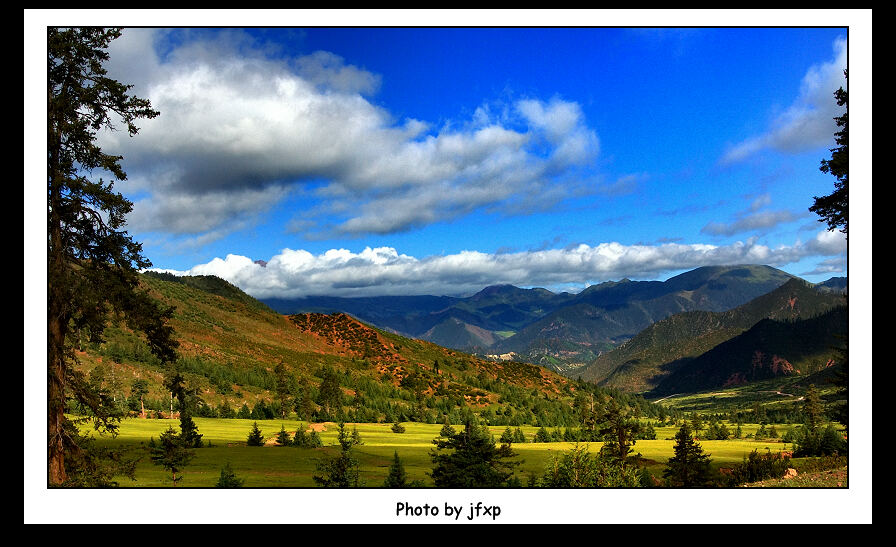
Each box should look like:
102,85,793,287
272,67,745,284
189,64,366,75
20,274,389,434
77,417,845,489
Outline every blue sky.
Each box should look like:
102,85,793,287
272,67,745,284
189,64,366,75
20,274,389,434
37,17,865,299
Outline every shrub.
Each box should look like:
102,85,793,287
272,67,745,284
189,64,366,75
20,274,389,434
727,448,791,486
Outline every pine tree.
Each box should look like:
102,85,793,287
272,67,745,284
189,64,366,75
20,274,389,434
803,384,823,433
429,420,520,488
47,26,177,486
165,371,203,448
811,69,848,235
238,402,251,419
499,427,515,444
273,362,294,419
598,399,640,467
383,451,408,488
663,424,714,487
313,422,363,487
275,425,292,446
149,426,194,486
439,420,456,438
246,422,265,446
215,462,244,488
690,412,704,439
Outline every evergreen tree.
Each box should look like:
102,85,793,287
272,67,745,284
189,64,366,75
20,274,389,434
294,380,316,421
130,378,149,415
273,362,294,419
690,412,704,439
246,422,265,446
811,69,848,235
383,451,408,488
219,399,235,419
313,422,363,487
164,371,203,448
309,430,324,448
663,424,714,487
499,427,515,444
803,384,824,433
275,425,292,446
439,420,456,438
316,367,343,418
638,466,655,488
429,421,520,488
149,426,194,486
215,462,244,488
391,422,406,434
47,26,177,486
237,402,252,419
598,399,640,467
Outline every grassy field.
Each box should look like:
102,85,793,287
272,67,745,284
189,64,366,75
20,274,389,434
79,417,819,488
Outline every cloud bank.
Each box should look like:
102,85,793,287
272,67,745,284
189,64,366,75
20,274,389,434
158,230,847,299
101,29,600,242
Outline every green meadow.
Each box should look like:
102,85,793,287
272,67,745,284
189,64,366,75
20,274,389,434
81,417,804,488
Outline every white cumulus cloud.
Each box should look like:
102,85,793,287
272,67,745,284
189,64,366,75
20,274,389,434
720,36,847,165
100,29,602,242
156,231,847,299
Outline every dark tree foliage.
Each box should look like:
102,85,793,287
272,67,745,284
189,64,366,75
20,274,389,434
246,422,265,446
164,371,203,448
383,451,408,488
829,340,849,430
439,420,456,439
149,426,194,486
215,462,244,488
726,449,792,486
294,380,316,421
313,422,363,487
663,424,714,488
429,421,521,488
316,367,343,419
273,362,294,418
294,427,324,448
803,384,824,433
48,27,177,486
794,424,847,458
810,69,848,235
597,399,640,467
538,443,640,488
275,425,292,446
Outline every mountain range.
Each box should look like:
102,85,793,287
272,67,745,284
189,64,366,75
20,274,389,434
579,277,847,393
262,265,820,372
82,264,846,417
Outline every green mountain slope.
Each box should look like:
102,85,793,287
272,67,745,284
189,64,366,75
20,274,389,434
263,265,800,373
75,272,656,427
492,265,798,371
649,305,847,396
581,278,846,392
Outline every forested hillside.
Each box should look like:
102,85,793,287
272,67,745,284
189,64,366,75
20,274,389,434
73,272,670,428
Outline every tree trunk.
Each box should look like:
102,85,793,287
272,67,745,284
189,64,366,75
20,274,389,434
48,312,67,486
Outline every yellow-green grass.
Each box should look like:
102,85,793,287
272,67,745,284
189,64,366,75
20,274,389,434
78,418,806,488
